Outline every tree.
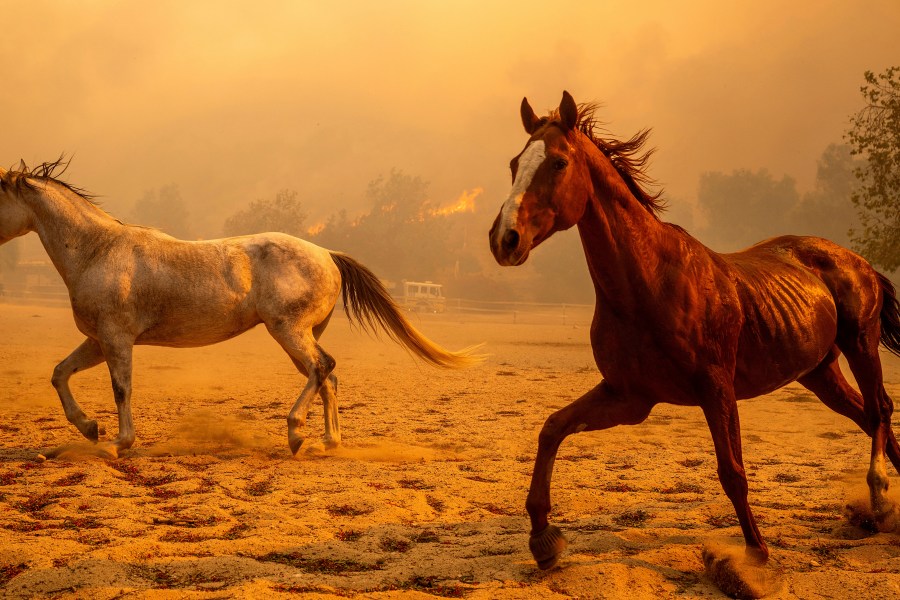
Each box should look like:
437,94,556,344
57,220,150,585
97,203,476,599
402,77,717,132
846,66,900,271
365,168,430,222
661,196,696,232
312,209,352,251
132,184,192,239
696,169,799,251
789,143,860,246
311,170,451,281
223,189,307,237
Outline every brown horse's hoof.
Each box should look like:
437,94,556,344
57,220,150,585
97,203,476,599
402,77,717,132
703,543,781,599
875,501,899,532
745,545,769,566
288,435,304,456
529,524,567,570
845,496,900,533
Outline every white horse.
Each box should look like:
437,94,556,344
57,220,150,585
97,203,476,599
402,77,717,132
0,159,480,458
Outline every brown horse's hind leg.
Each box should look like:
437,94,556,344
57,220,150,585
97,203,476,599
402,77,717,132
526,380,652,569
701,385,768,563
840,331,896,521
51,338,107,441
799,347,900,475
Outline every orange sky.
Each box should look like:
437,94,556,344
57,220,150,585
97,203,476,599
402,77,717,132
2,1,898,236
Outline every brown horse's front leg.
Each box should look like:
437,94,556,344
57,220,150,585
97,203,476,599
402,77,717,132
526,381,652,569
701,387,768,563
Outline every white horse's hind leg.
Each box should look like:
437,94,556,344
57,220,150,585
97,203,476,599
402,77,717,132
320,373,341,447
286,354,320,453
313,310,340,447
269,324,336,454
51,338,107,441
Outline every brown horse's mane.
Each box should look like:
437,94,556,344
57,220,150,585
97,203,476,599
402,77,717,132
1,156,97,203
543,103,665,216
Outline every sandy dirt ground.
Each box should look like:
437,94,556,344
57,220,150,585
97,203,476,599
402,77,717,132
1,302,900,599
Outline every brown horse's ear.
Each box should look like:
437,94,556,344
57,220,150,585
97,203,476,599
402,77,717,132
521,97,541,134
559,90,578,131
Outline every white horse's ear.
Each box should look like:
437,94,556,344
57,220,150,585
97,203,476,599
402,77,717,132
559,91,578,131
521,97,541,134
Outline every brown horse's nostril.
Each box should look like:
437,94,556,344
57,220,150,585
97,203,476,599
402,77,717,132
502,229,520,254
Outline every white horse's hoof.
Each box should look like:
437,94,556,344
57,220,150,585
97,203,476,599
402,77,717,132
289,436,304,456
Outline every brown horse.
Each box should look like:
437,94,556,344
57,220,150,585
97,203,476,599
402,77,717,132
489,91,900,570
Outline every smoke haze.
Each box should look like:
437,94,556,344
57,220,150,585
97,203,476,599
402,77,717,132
2,1,898,241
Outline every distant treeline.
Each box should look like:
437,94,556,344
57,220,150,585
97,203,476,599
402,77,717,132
96,143,867,305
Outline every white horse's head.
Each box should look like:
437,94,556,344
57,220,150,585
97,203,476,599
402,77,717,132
0,163,36,244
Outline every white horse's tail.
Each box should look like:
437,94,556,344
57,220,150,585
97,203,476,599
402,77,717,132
330,252,484,368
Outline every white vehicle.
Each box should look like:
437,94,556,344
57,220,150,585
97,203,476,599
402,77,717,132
397,280,446,313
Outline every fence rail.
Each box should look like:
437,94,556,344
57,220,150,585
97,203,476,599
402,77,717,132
360,296,594,326
439,297,592,325
0,285,70,306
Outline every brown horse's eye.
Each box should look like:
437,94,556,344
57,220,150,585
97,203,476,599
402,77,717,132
553,158,568,171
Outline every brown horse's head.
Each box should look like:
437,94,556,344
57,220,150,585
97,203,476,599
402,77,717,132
489,91,591,266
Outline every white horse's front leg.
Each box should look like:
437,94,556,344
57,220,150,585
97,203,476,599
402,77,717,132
51,338,107,441
99,337,136,456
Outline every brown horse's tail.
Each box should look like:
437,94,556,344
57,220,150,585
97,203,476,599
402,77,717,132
330,252,484,368
878,272,900,357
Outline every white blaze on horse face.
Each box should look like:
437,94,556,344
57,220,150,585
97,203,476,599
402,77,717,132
498,140,546,238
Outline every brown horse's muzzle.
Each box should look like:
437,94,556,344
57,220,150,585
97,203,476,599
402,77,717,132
489,214,529,267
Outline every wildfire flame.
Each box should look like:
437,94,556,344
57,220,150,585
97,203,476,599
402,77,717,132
430,187,482,217
307,222,325,236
